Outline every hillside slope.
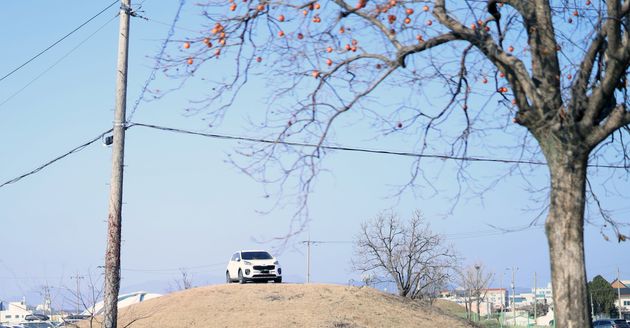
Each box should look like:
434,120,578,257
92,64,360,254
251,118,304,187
96,284,473,328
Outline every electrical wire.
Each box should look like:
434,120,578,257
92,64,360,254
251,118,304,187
299,225,544,245
129,122,630,169
0,14,118,109
122,261,226,273
144,16,199,34
0,0,119,83
2,121,629,191
0,129,112,189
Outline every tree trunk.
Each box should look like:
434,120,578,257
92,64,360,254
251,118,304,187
544,149,592,328
465,300,470,320
476,298,481,322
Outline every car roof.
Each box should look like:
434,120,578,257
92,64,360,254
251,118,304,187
239,250,269,253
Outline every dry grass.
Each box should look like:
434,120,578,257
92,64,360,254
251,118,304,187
82,284,474,328
433,298,468,316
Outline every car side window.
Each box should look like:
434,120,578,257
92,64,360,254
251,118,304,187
236,252,241,261
231,253,238,261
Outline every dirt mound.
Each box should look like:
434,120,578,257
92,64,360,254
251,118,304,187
94,284,473,328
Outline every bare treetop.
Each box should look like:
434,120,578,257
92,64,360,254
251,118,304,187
354,210,457,299
160,0,629,205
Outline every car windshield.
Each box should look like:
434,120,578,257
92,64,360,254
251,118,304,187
241,251,272,260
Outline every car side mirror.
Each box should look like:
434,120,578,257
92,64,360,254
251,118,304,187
237,259,241,262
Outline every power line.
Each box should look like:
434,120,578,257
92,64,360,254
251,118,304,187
0,129,112,189
128,122,630,169
0,14,118,109
3,122,630,191
144,16,199,34
300,240,354,244
298,225,544,245
0,0,119,83
2,122,629,190
122,261,226,273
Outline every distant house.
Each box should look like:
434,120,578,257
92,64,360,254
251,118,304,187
611,279,629,289
0,298,32,325
438,290,454,299
610,279,630,315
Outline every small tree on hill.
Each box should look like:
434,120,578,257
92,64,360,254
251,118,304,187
353,210,457,299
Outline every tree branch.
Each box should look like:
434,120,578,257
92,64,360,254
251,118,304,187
433,0,543,120
572,32,605,122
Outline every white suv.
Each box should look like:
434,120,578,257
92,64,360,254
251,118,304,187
226,250,282,283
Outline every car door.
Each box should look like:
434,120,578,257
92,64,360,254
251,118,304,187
228,252,240,278
233,252,241,275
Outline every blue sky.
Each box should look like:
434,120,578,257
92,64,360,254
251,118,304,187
0,0,628,309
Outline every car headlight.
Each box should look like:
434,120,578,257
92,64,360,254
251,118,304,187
273,260,279,265
243,261,252,266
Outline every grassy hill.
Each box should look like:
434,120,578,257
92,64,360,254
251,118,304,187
83,283,474,328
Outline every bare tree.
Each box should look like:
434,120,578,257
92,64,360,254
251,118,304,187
162,1,630,326
169,268,194,291
360,272,375,287
353,210,456,299
459,263,493,322
62,270,103,328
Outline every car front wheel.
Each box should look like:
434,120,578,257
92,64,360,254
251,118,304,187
274,277,282,283
238,269,245,284
226,271,231,284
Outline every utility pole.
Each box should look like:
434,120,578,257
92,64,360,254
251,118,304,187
42,284,52,318
71,274,84,314
500,271,505,328
307,239,311,283
104,1,131,328
533,272,537,325
618,267,623,319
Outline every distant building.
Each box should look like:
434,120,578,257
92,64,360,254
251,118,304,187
438,290,454,299
611,279,628,289
0,298,32,325
484,288,508,310
532,282,553,304
438,288,508,316
620,290,630,313
504,282,554,311
512,294,532,308
610,279,630,315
